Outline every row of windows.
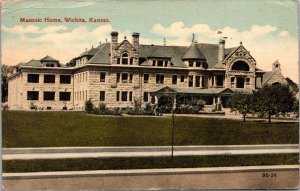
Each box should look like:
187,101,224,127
116,91,133,102
145,74,185,85
152,60,170,67
188,61,207,68
74,72,88,84
28,74,71,84
27,91,70,101
75,91,88,101
117,53,134,65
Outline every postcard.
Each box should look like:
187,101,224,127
1,0,299,190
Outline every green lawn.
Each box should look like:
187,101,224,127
2,111,299,147
3,154,298,172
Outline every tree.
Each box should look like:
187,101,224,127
228,92,254,122
1,65,13,103
285,77,299,94
254,84,295,123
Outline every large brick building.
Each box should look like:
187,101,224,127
7,31,287,111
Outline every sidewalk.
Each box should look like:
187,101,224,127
3,144,299,160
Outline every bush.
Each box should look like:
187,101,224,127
84,99,94,114
124,103,154,115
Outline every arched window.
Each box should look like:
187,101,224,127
231,61,250,71
121,53,129,64
272,82,281,86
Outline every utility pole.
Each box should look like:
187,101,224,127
171,93,176,160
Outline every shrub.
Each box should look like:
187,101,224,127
84,99,94,114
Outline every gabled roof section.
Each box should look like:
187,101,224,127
182,43,206,60
23,59,43,67
117,39,134,49
40,55,58,62
262,70,277,85
224,44,256,62
88,43,111,64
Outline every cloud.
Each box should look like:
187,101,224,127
279,31,290,38
151,22,298,83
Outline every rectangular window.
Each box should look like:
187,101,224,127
156,74,164,84
59,92,71,101
60,75,71,84
189,61,194,67
172,75,177,85
117,73,120,83
122,73,128,83
44,75,55,83
216,75,224,86
181,75,185,82
143,92,148,102
189,76,193,87
152,60,156,66
130,58,133,65
100,91,105,101
164,61,168,67
196,61,201,67
46,63,55,67
43,91,55,101
157,60,163,67
202,76,205,88
196,76,200,87
100,72,106,82
117,58,120,64
129,74,133,83
116,91,120,101
144,74,149,83
27,74,39,83
129,92,133,101
121,91,128,101
27,91,39,100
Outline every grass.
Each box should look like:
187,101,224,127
2,111,299,147
3,154,298,173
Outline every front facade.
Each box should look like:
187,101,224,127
8,31,287,111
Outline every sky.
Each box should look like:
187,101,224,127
1,0,299,82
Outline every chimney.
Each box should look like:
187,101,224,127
132,32,140,65
111,31,118,50
218,39,225,62
111,31,118,63
132,32,139,51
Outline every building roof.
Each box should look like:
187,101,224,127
86,41,238,69
148,86,235,95
40,55,58,62
18,56,63,68
182,43,206,60
88,43,111,64
262,70,277,85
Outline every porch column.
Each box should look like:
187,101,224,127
214,75,217,87
200,75,203,88
173,95,177,109
217,96,221,104
213,96,216,105
193,75,196,87
234,77,237,88
244,77,247,89
155,96,158,104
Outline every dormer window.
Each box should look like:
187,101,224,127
46,63,55,67
157,60,163,67
121,53,129,64
196,61,201,67
189,61,194,67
